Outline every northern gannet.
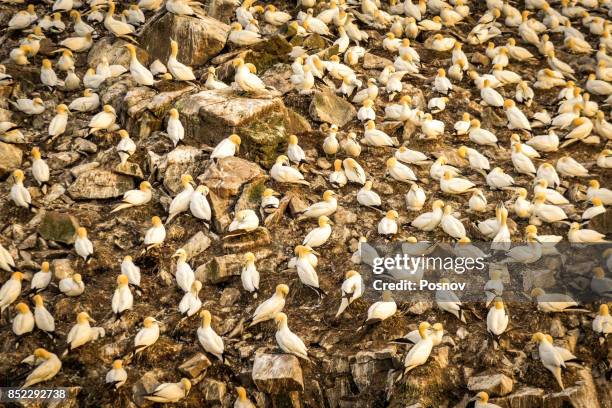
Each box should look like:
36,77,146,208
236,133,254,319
30,261,51,293
144,216,166,249
335,270,363,318
134,316,160,354
1,271,23,312
106,360,127,389
21,348,61,388
59,273,84,296
12,302,34,336
166,108,185,146
145,378,191,403
248,284,289,327
112,275,133,316
197,310,225,361
167,174,195,224
74,227,93,261
275,312,310,360
66,311,105,351
211,134,241,159
179,280,202,316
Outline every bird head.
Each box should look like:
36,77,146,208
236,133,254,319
530,287,545,298
503,99,514,109
117,274,129,286
433,200,445,210
589,180,600,189
345,270,359,279
276,283,289,297
77,311,95,323
232,58,245,68
386,210,399,220
57,104,69,114
470,392,489,403
443,204,453,215
457,146,468,158
180,379,192,394
288,134,298,146
169,108,179,119
172,248,188,261
275,155,289,165
138,181,151,192
365,120,376,130
34,348,51,359
363,99,374,108
318,215,332,227
418,322,431,338
118,129,129,139
31,146,42,160
442,170,453,181
151,216,162,227
180,174,194,188
33,294,44,306
323,190,336,201
386,157,397,168
516,188,528,199
170,39,178,55
364,179,373,190
123,255,133,262
143,316,158,327
274,312,288,326
76,227,88,238
236,387,248,401
600,304,609,316
262,188,278,198
333,159,342,172
593,267,605,279
16,302,29,314
103,105,116,114
73,273,82,283
112,360,123,369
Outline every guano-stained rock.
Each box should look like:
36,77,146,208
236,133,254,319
252,353,304,394
68,168,135,199
37,211,79,244
140,13,229,67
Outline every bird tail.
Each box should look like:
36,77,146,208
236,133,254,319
335,298,349,318
296,180,311,186
110,202,132,213
551,366,564,390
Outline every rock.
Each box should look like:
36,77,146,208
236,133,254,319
522,268,555,291
140,13,229,67
52,259,74,280
87,37,149,69
37,212,79,244
491,387,545,408
220,287,241,306
48,151,81,169
309,89,356,127
180,231,212,261
200,0,237,23
0,141,22,177
207,189,233,233
252,353,304,394
179,353,212,379
350,349,396,392
162,146,204,194
132,371,162,407
196,253,244,284
201,378,227,402
68,168,135,199
70,161,100,178
543,368,601,408
114,161,144,179
235,176,268,213
363,53,392,69
177,88,295,164
201,157,265,197
222,227,271,252
73,137,98,153
468,373,514,397
45,386,81,408
334,207,357,225
261,64,294,95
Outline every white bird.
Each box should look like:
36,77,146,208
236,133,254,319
12,302,34,336
402,322,434,374
270,155,310,185
287,134,306,163
197,310,225,361
66,311,105,351
359,291,397,329
470,392,502,408
504,99,531,131
0,243,15,273
275,312,309,360
111,181,152,213
134,316,160,354
123,43,154,86
30,147,49,187
440,205,466,239
233,58,267,93
189,185,211,224
441,171,475,194
211,134,241,159
363,120,396,147
412,200,444,231
532,332,568,390
357,180,382,208
32,295,54,334
405,183,426,211
10,170,32,209
144,216,166,249
59,273,84,297
568,222,607,243
241,252,259,298
530,288,584,313
300,190,337,218
88,105,117,134
29,261,51,293
329,159,347,188
179,280,202,317
167,174,195,224
248,284,289,327
582,197,605,220
228,209,259,232
378,210,399,236
593,304,611,336
21,348,61,388
166,108,185,146
111,275,133,316
303,216,332,248
260,188,280,214
335,270,363,318
343,158,366,185
121,256,141,287
106,360,127,389
487,298,509,339
587,180,612,205
74,227,94,261
435,278,467,322
168,39,195,81
386,157,417,183
173,249,194,292
69,89,99,112
145,379,191,403
229,22,262,45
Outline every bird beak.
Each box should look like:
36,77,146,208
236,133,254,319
312,250,321,256
88,316,97,323
171,253,179,258
468,397,477,402
328,220,334,225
